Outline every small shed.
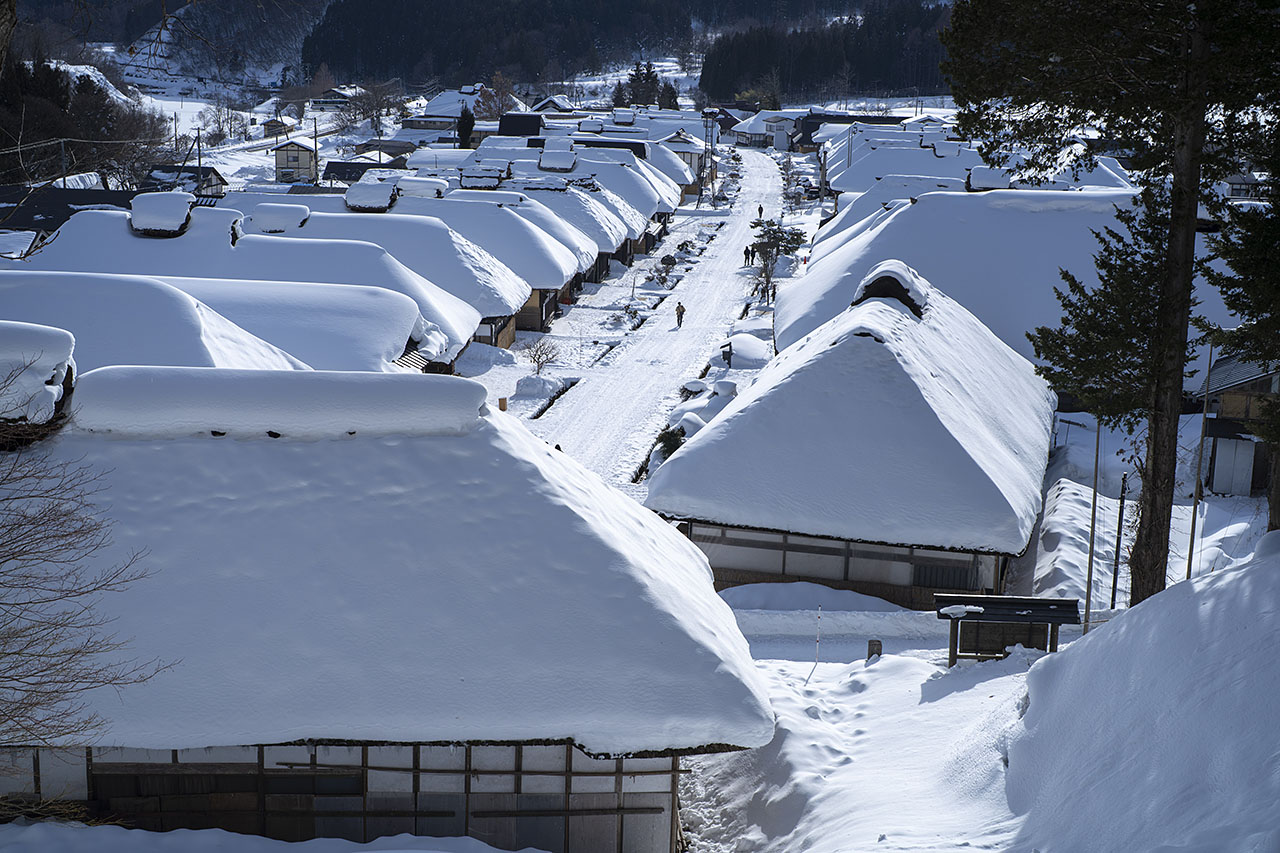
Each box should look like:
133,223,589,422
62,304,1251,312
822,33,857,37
261,115,298,138
532,94,575,113
140,165,228,197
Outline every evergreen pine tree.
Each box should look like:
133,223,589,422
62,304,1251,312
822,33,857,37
943,0,1280,605
456,103,475,149
659,81,680,110
611,81,628,107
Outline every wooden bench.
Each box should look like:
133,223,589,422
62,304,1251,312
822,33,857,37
934,594,1081,667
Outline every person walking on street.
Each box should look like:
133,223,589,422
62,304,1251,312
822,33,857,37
675,301,686,328
757,204,764,219
743,246,751,266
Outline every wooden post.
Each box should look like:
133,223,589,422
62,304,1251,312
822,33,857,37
1049,623,1060,653
1187,342,1214,580
1083,422,1101,634
947,620,959,667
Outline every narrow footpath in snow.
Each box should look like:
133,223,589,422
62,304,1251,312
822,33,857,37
524,149,782,489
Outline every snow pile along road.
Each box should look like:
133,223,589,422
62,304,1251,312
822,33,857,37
1005,531,1280,853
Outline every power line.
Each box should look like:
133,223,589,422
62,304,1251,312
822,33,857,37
0,135,169,157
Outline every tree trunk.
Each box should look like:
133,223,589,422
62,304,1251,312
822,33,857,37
0,0,16,75
1128,19,1211,606
1270,442,1280,532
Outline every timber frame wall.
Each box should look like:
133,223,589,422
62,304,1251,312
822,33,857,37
0,740,684,853
679,520,1009,610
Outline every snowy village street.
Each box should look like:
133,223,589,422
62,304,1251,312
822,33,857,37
501,149,780,489
1,12,1277,850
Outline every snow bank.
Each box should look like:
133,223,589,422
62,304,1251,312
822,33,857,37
158,276,424,372
710,332,772,368
129,191,194,234
0,822,545,853
0,320,74,422
1006,537,1280,852
719,581,905,612
241,204,532,318
46,407,773,754
0,271,308,372
72,367,485,438
648,261,1055,555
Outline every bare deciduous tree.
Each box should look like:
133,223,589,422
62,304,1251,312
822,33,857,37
0,360,162,749
519,338,560,376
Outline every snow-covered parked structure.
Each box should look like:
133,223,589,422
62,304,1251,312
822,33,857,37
1,200,480,370
646,262,1056,608
239,202,532,349
0,367,774,852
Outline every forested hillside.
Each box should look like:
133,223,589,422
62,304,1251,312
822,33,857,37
700,0,949,100
301,0,861,84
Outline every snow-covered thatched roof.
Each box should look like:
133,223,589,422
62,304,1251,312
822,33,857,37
50,368,774,755
240,203,532,318
646,261,1056,555
156,276,425,373
776,189,1141,357
0,271,308,372
447,188,599,272
2,208,479,364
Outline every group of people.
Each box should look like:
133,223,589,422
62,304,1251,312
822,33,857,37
743,245,759,265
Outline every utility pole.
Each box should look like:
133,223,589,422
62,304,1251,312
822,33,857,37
1186,341,1215,579
1083,420,1101,633
1110,472,1128,609
313,117,320,183
59,139,67,177
174,113,180,151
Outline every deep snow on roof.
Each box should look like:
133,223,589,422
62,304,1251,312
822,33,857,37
810,175,968,260
509,182,629,253
647,261,1055,555
776,189,1144,358
729,109,808,135
827,144,984,192
240,204,532,318
0,271,308,372
577,148,683,212
3,208,479,363
0,320,74,422
446,188,599,272
129,191,194,233
391,195,580,290
52,368,774,754
156,276,424,372
510,157,661,220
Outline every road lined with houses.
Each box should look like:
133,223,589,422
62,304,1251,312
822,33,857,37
525,149,782,491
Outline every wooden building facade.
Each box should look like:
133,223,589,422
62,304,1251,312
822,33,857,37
1,740,685,853
678,520,1007,610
